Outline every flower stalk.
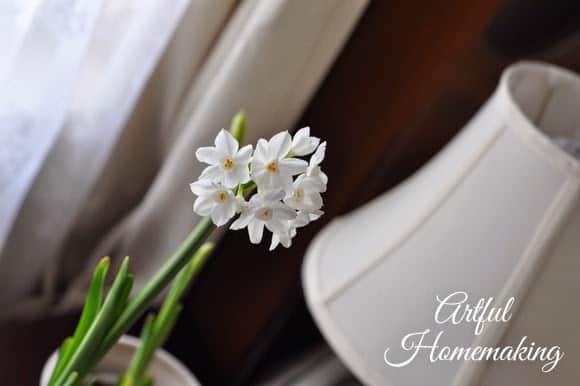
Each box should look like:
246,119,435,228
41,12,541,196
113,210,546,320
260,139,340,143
50,195,215,386
52,257,133,385
98,217,215,357
118,242,214,386
48,111,327,386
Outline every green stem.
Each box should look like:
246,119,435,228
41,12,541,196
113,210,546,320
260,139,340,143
229,110,246,145
120,242,214,386
49,258,110,386
119,314,156,386
53,109,245,386
54,257,131,386
94,217,215,367
154,242,213,344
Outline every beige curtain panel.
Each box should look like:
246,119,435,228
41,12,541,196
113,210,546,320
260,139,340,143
0,0,368,319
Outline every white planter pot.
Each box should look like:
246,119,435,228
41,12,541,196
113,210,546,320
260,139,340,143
303,62,580,386
40,335,199,386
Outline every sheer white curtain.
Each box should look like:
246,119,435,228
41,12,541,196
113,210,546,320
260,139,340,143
0,0,368,319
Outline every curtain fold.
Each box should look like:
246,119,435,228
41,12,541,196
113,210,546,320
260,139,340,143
0,0,106,308
0,0,369,319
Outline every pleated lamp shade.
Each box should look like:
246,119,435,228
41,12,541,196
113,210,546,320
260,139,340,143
303,62,580,386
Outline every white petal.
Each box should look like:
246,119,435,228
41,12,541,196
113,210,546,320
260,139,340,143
211,201,236,226
196,146,221,165
310,141,326,166
291,127,308,149
296,126,310,138
264,172,281,191
251,159,266,178
309,210,324,221
193,196,215,216
278,174,295,192
248,220,264,244
230,209,254,230
254,171,276,191
230,165,250,186
294,126,310,138
293,173,306,185
297,176,319,191
319,170,328,185
253,139,270,163
283,196,298,210
233,144,253,164
190,179,216,196
290,228,297,238
291,127,320,156
278,158,307,176
215,129,239,155
265,218,289,234
270,229,292,250
262,189,285,202
272,202,297,220
278,231,293,248
320,170,328,184
270,233,281,251
225,197,238,216
199,165,222,181
304,191,323,210
251,169,269,190
235,194,247,213
305,169,327,192
223,172,237,189
269,131,292,159
247,192,263,207
293,212,311,227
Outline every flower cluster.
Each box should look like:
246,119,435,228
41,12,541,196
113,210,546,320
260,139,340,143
190,127,327,250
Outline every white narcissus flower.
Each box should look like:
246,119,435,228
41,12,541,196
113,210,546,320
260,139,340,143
230,190,296,244
191,125,327,250
251,131,308,191
290,127,320,156
270,210,323,250
284,174,323,212
190,179,237,226
196,129,252,188
304,141,328,192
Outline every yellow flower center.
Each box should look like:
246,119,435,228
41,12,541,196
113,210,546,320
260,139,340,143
222,158,234,169
294,188,304,201
258,207,273,220
216,191,228,202
267,161,278,173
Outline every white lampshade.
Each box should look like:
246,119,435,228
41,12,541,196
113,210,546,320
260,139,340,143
303,62,580,386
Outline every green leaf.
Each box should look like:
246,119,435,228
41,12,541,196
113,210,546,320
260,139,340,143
166,243,213,306
229,110,246,145
48,337,73,386
124,314,155,384
115,374,134,386
117,242,214,386
153,242,213,344
49,257,110,386
62,372,78,386
112,274,134,320
97,218,215,362
54,257,131,386
241,181,257,198
53,216,217,385
141,375,154,386
154,304,182,348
